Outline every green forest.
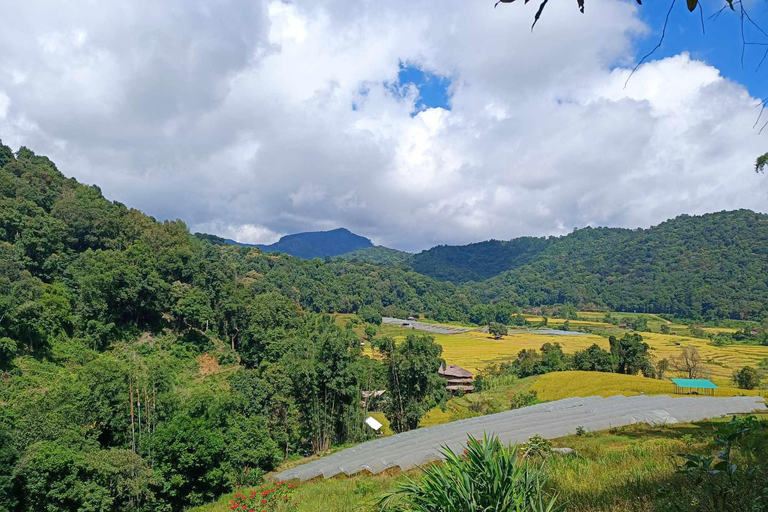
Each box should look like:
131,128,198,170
0,143,460,511
406,211,768,320
1,143,768,511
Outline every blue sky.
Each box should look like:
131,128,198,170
392,63,452,113
622,0,768,97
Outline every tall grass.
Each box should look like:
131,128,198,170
377,434,561,512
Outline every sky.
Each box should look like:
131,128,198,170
1,0,768,252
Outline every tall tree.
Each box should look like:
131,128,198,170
670,346,708,379
609,334,651,375
375,333,447,433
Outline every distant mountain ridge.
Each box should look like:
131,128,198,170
340,245,413,265
224,227,373,259
409,209,768,319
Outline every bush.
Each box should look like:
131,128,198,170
229,481,297,511
511,390,538,410
732,366,761,390
522,434,552,459
377,434,560,512
668,415,768,512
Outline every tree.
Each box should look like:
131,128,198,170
150,414,227,509
556,303,578,320
171,282,213,331
670,346,708,380
364,323,378,342
538,342,565,373
358,305,382,325
0,409,18,512
733,366,761,390
488,322,508,339
513,348,542,378
0,337,16,371
374,333,447,432
222,414,281,486
573,343,614,372
609,333,651,375
656,358,670,380
14,442,154,512
289,318,364,452
660,323,671,335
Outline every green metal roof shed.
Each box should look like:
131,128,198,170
671,378,718,396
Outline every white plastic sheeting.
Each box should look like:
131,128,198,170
272,395,766,482
381,317,471,334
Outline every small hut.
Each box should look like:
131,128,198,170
439,364,474,393
671,378,718,396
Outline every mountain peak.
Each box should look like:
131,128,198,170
226,227,373,259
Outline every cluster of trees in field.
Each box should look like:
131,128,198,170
410,210,768,321
0,143,454,512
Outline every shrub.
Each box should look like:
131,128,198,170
377,434,560,512
229,481,297,511
511,390,538,410
575,426,586,437
732,366,761,390
670,415,767,511
522,434,552,459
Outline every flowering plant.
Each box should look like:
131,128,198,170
228,481,298,511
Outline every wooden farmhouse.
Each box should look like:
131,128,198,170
439,364,474,393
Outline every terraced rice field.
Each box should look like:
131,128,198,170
531,371,763,401
358,314,768,385
362,325,607,374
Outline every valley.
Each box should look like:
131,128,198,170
0,143,767,512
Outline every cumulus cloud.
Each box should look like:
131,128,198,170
192,222,282,245
0,0,766,251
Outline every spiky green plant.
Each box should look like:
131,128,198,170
377,434,562,512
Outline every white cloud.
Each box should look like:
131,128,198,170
192,222,282,245
0,0,766,251
0,92,8,119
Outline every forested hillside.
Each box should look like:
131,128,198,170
410,237,556,282
413,212,768,320
0,143,463,512
340,245,413,266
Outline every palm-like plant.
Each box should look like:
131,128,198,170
377,434,562,512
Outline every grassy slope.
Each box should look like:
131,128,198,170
192,418,766,512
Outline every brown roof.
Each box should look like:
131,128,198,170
439,364,473,379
